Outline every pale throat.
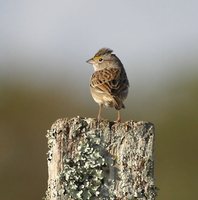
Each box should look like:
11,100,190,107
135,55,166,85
93,63,110,71
93,64,100,71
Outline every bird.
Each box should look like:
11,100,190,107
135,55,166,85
86,48,129,122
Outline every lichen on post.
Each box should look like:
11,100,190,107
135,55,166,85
45,117,156,200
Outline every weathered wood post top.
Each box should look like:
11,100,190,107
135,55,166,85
45,117,156,200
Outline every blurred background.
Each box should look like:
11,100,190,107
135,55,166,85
0,0,198,199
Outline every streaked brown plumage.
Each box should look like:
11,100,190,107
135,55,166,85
87,48,129,122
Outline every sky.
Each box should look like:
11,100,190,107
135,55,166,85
0,0,198,88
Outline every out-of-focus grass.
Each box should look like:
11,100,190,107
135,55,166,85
0,82,80,200
0,74,197,200
154,77,198,200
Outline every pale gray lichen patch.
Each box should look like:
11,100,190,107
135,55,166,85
59,131,115,200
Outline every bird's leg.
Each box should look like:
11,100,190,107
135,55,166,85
97,104,102,122
116,110,121,122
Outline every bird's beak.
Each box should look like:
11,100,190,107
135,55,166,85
86,58,94,64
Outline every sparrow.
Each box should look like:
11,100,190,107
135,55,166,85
87,48,129,122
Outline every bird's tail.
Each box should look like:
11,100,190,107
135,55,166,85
113,96,125,110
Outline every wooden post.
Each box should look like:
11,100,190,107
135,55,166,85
45,117,156,200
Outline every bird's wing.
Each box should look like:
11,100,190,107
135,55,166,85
90,68,129,96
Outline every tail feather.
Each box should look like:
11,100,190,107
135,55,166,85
113,96,125,110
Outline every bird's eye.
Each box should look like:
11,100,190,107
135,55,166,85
98,58,103,62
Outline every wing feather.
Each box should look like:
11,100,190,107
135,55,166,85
90,68,129,96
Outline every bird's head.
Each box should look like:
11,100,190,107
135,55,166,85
87,48,121,71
